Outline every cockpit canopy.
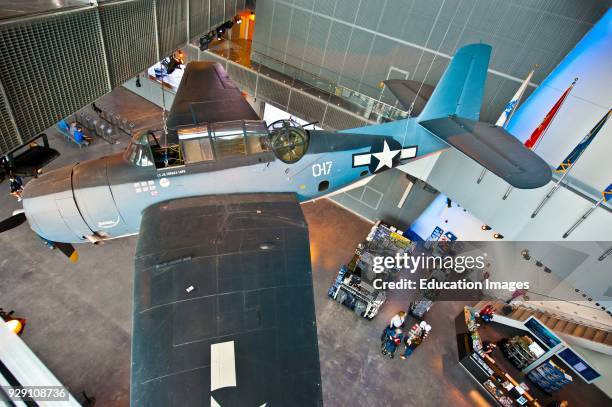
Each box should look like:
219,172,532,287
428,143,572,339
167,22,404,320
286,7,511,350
124,119,309,168
123,130,155,167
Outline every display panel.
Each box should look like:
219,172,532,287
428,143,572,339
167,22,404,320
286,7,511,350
524,317,562,350
557,348,601,383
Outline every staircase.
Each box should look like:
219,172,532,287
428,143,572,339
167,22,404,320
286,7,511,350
474,301,612,352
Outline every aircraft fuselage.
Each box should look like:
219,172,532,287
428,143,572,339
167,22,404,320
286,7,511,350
22,119,447,243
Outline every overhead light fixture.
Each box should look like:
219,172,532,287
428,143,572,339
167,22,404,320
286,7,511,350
543,266,551,273
5,319,23,334
493,233,504,239
535,260,543,267
1,309,25,335
481,225,491,231
446,198,452,208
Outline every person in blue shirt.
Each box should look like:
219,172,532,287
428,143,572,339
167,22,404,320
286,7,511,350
73,127,84,144
58,119,70,133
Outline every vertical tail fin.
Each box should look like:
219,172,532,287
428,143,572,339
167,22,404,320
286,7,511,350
417,44,491,121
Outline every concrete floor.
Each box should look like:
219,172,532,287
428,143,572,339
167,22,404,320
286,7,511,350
1,87,605,406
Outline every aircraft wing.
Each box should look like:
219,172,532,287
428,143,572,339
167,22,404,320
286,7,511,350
419,115,552,188
166,62,259,132
131,193,322,406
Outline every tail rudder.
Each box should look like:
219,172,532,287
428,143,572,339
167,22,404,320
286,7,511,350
385,44,491,122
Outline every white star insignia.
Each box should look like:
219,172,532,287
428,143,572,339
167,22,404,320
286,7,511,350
372,140,400,171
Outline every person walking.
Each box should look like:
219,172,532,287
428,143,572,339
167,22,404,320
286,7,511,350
9,173,24,202
389,311,406,329
381,327,403,358
400,335,422,360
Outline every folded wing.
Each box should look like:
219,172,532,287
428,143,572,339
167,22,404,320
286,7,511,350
131,193,322,406
167,62,259,132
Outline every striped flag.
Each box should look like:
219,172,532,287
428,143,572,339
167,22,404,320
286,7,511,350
556,109,612,173
524,78,577,149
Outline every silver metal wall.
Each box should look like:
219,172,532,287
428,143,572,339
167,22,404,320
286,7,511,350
252,0,609,123
0,8,109,147
0,0,249,155
99,0,158,88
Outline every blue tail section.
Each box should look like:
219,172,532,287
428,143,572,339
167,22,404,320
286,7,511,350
418,44,491,121
342,43,551,189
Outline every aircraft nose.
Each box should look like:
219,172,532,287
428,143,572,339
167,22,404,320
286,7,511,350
22,165,90,243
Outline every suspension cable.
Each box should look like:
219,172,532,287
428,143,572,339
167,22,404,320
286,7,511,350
160,59,169,167
401,0,462,147
408,0,461,118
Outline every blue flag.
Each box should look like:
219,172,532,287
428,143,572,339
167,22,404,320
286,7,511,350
604,184,612,202
556,109,612,173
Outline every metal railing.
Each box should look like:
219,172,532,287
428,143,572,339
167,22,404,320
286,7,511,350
200,39,409,123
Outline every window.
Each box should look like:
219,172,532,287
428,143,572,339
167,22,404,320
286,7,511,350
318,180,329,191
182,137,214,163
178,121,271,162
244,121,270,155
211,122,247,158
123,132,154,167
215,134,246,158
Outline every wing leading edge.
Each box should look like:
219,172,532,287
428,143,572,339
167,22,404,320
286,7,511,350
131,193,322,406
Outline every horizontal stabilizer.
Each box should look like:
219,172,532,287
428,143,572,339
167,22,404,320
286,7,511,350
383,79,434,115
419,116,552,189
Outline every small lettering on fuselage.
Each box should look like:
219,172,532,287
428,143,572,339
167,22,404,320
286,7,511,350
156,169,186,178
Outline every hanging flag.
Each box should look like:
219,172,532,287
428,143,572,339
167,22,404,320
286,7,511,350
532,109,612,218
524,78,577,149
502,77,577,200
478,68,536,184
496,67,537,127
563,182,612,238
603,183,612,202
556,109,612,173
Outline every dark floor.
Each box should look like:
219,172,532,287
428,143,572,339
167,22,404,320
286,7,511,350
1,86,608,407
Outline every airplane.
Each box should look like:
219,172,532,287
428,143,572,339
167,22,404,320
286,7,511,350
0,43,551,406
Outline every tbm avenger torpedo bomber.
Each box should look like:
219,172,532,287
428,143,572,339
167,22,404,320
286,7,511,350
0,44,550,406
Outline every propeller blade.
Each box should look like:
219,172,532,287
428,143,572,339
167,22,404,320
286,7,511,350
0,212,26,233
55,242,79,263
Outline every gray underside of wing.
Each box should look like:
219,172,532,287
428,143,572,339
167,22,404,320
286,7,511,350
419,115,552,189
383,79,434,115
166,62,259,132
131,193,322,406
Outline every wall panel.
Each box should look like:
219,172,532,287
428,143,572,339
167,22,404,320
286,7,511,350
253,0,608,123
0,84,21,153
156,0,188,57
189,0,211,39
0,8,110,142
99,0,157,88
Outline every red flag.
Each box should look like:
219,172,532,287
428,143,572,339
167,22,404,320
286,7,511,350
524,78,577,149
